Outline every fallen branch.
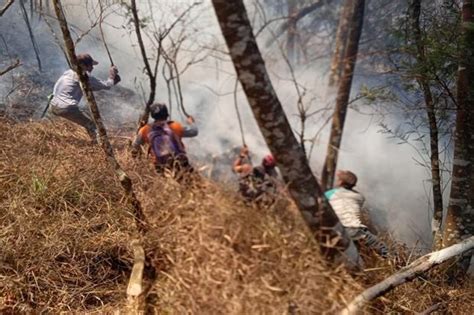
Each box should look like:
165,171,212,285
0,59,20,76
126,239,146,312
0,0,14,17
341,236,474,315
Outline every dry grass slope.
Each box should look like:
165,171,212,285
1,118,472,314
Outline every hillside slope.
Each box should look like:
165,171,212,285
1,118,472,313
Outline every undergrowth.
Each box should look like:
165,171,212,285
0,117,472,313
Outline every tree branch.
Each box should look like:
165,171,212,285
0,0,15,17
0,58,20,76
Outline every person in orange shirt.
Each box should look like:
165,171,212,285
233,146,280,204
131,103,198,174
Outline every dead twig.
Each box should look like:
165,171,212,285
0,59,21,76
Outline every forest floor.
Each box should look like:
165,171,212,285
0,116,472,314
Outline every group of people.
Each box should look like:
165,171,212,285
49,53,388,259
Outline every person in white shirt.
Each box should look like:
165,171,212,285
325,170,389,258
50,53,120,140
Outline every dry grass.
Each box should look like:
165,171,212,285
1,117,472,313
0,119,136,312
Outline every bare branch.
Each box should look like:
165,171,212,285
19,0,42,71
0,0,15,17
265,0,329,46
0,58,21,76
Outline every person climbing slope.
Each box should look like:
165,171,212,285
325,170,389,258
232,146,280,204
131,102,198,175
49,53,121,141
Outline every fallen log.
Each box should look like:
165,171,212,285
341,236,474,315
126,239,146,313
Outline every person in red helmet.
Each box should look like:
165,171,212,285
233,146,279,204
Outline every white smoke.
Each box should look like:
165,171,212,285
0,0,440,247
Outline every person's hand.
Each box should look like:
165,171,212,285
113,74,121,84
240,145,249,157
109,65,118,76
186,115,195,124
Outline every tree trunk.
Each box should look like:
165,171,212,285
52,0,146,232
409,0,443,249
130,0,157,130
211,0,361,267
329,0,353,87
321,0,365,191
341,236,474,315
441,0,474,278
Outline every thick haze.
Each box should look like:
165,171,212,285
0,0,438,247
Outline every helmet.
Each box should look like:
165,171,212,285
262,154,276,167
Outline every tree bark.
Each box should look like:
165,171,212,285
409,0,443,249
341,236,474,315
441,0,474,278
329,0,353,87
52,0,146,232
321,0,365,191
211,0,361,267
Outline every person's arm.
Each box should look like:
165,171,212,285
89,66,120,91
233,146,252,174
130,127,147,158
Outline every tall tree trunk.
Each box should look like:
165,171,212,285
329,0,353,87
211,0,361,267
321,0,365,191
441,0,474,279
287,0,297,64
409,0,443,249
52,0,146,232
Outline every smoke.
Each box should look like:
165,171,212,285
0,0,439,247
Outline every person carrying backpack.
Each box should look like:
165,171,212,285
131,103,198,175
232,146,280,204
325,170,389,258
49,53,121,141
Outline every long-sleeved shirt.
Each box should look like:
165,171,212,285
132,120,198,151
325,187,366,228
51,69,114,109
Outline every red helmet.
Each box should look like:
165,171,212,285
262,154,276,167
